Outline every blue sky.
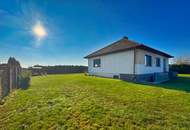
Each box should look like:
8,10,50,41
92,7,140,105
0,0,189,67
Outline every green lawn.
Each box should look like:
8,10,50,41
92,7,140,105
0,74,190,130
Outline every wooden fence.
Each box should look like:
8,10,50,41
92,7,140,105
0,57,21,99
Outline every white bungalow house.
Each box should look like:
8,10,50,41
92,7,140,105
84,36,173,83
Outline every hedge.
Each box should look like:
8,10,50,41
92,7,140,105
170,64,190,74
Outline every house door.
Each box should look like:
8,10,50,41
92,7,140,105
163,59,166,72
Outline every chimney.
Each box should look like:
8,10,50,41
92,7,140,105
123,36,128,40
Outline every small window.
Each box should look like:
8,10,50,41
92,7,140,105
156,58,161,67
145,55,152,66
93,59,101,67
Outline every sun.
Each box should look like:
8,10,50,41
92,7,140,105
32,21,47,39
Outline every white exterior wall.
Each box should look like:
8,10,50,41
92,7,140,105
135,59,169,74
88,50,134,78
87,49,170,77
135,50,169,74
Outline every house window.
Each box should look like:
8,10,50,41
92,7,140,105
145,55,152,66
156,58,161,67
93,59,101,67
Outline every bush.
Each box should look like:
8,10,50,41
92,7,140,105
170,64,190,74
84,72,89,76
19,70,31,89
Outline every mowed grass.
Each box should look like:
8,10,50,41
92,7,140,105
0,74,190,130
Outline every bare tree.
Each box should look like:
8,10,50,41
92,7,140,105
174,55,190,65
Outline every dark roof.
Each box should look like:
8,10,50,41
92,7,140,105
84,37,173,58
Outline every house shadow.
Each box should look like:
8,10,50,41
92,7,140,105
155,76,190,92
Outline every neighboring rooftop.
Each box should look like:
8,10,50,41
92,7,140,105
84,37,173,58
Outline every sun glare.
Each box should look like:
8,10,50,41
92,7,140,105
32,21,47,39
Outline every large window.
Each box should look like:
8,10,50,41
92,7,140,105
156,57,161,67
145,55,152,66
93,59,101,67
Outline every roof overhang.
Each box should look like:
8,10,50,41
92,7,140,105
136,44,173,58
84,47,136,59
84,44,173,59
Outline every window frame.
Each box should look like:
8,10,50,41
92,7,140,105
156,57,161,67
145,55,152,67
93,59,101,68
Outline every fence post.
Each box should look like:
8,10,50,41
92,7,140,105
0,76,2,99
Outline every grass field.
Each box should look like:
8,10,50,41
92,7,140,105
0,74,190,130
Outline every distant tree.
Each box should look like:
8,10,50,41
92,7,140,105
173,55,190,65
170,55,190,74
34,64,44,67
28,65,88,75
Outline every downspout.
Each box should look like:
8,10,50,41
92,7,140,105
133,48,137,81
133,48,136,75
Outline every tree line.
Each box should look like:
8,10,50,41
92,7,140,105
170,55,190,74
28,65,88,75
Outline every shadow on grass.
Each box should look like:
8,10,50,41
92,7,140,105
156,76,190,92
